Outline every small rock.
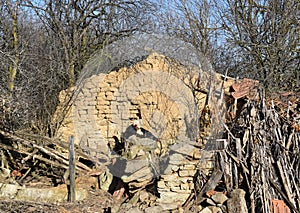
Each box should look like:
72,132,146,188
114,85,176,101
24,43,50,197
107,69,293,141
157,191,190,204
127,207,143,213
127,192,140,205
157,202,179,211
139,190,149,201
205,198,216,206
200,207,213,213
144,206,163,213
208,206,222,213
227,189,247,213
211,193,228,205
178,169,197,177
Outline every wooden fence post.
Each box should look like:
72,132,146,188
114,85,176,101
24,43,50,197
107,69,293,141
68,135,76,202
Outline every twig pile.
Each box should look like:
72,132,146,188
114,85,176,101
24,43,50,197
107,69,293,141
221,92,300,212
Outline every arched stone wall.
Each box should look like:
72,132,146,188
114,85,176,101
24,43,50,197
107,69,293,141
55,53,230,157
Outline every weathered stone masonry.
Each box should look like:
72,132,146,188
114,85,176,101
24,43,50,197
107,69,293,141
56,53,232,153
54,52,235,211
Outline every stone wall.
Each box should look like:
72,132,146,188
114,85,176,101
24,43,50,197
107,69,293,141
156,143,215,211
54,53,233,157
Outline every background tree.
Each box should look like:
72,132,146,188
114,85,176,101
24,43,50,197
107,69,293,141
0,0,157,133
157,0,300,93
26,0,156,86
214,0,300,92
156,0,220,61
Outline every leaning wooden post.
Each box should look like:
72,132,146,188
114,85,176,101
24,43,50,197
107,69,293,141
68,135,76,202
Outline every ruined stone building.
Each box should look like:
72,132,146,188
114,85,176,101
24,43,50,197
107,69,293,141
53,52,238,211
55,53,234,153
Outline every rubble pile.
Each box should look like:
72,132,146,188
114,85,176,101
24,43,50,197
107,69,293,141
156,143,200,210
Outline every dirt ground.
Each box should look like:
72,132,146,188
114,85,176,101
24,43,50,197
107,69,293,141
0,190,121,213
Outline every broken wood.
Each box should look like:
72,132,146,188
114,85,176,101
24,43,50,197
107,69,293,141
195,169,223,205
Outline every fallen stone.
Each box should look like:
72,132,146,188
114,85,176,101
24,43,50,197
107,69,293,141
208,206,223,213
205,198,216,206
0,183,19,199
128,179,152,189
144,205,163,213
139,190,150,201
169,142,196,158
200,207,213,213
0,183,88,202
157,202,179,211
227,189,247,213
122,166,153,183
167,153,186,164
157,191,190,204
211,193,228,205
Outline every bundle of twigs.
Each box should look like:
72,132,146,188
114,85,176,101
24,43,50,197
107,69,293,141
223,92,300,212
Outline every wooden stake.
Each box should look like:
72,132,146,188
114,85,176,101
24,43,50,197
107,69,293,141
69,135,76,202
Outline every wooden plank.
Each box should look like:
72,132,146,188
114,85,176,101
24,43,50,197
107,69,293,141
195,169,223,205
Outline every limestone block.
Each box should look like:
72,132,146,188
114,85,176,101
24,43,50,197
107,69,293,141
205,198,216,206
208,206,223,213
180,182,191,190
200,207,213,213
169,186,181,192
180,164,196,170
144,206,163,213
211,193,228,205
0,183,19,199
178,169,197,177
167,153,186,164
89,88,99,94
199,161,214,170
15,186,68,202
161,174,193,183
84,105,97,110
171,165,180,172
157,180,166,188
87,101,97,106
188,182,194,190
227,189,247,213
105,91,115,97
169,142,197,158
122,165,153,183
157,202,179,211
83,79,96,89
157,191,189,204
128,179,152,189
160,173,179,182
0,183,88,202
97,105,110,112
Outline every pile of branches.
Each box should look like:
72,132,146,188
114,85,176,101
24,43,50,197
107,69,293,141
0,130,96,187
222,92,300,212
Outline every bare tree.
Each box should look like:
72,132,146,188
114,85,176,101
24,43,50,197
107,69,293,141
156,0,221,61
0,0,157,133
214,0,300,92
25,0,157,86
